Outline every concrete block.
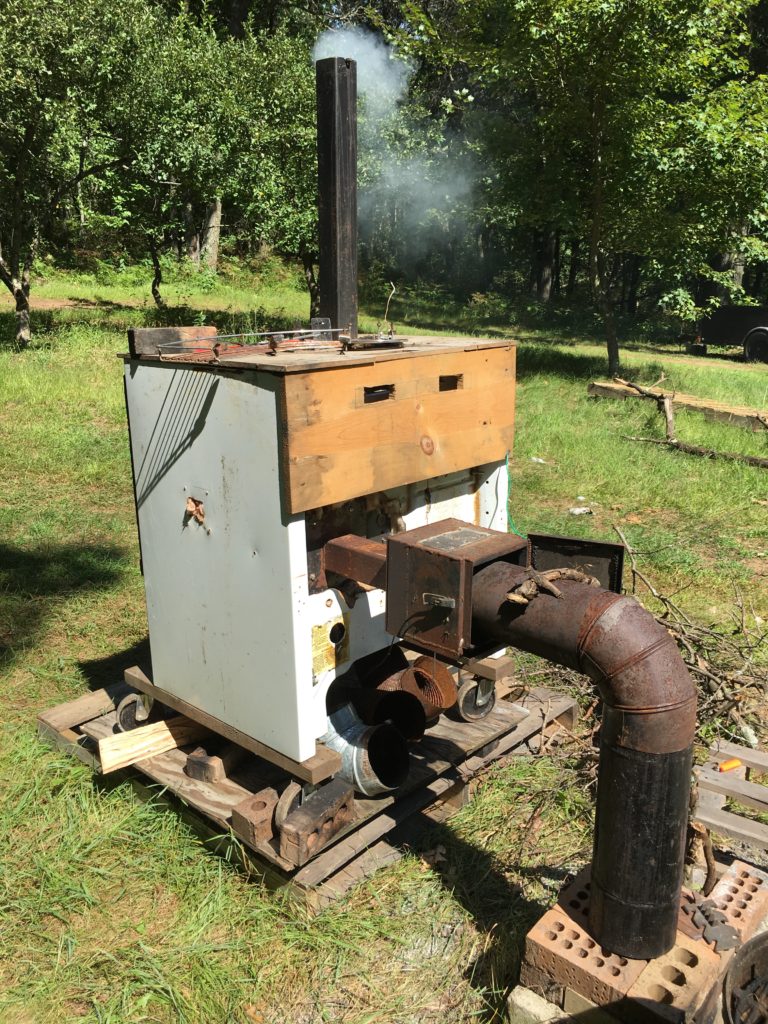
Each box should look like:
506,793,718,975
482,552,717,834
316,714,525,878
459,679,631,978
562,987,621,1023
506,985,571,1024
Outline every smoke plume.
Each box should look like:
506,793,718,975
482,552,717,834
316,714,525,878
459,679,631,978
312,27,478,281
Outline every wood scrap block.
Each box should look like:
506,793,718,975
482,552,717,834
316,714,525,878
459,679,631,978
97,715,211,773
184,742,246,783
279,778,356,867
230,788,280,846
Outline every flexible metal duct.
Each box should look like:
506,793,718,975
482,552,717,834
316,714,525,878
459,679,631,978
471,561,697,960
321,703,410,796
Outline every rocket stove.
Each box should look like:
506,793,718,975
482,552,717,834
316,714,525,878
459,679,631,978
117,54,720,999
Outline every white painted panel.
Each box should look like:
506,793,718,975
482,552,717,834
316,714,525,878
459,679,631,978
124,363,315,761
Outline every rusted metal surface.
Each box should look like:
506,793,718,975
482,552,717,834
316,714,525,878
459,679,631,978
527,532,625,593
385,519,526,658
376,662,457,721
471,560,696,753
470,557,697,960
316,57,358,338
724,933,768,1024
324,535,387,589
411,657,458,713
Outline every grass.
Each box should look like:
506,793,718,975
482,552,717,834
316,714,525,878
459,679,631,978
0,263,767,1022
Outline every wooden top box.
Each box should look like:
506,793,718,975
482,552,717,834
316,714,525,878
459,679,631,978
125,328,516,514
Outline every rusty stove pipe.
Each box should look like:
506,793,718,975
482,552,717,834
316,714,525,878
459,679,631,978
471,561,697,960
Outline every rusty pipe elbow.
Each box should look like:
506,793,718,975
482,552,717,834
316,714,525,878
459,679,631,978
472,561,697,960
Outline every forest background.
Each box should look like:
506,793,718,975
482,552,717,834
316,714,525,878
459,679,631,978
3,0,768,371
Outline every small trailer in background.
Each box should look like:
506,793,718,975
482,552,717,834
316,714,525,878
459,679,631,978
697,305,768,361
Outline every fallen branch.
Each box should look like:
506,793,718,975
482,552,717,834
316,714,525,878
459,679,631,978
622,434,768,469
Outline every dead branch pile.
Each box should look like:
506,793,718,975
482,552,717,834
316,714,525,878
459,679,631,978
515,530,767,750
614,527,768,745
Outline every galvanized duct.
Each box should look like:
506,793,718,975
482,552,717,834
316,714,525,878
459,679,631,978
471,561,697,960
321,703,410,797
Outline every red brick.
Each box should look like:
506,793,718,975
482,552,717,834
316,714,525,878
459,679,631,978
708,860,768,943
524,904,646,1006
626,931,723,1023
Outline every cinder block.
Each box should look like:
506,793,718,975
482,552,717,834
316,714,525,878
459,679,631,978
562,987,622,1023
708,860,768,943
524,903,646,1006
626,931,722,1023
506,985,571,1024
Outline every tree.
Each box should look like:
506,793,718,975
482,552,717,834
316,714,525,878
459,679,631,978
395,0,768,372
0,0,160,346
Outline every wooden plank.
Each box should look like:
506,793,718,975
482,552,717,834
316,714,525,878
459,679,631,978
466,654,517,682
36,681,130,733
694,805,768,850
127,325,218,358
280,345,516,513
709,739,768,774
588,380,768,432
124,666,341,784
37,719,101,769
98,715,212,773
696,768,768,814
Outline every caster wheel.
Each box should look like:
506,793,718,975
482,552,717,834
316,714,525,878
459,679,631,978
115,692,153,732
455,677,496,722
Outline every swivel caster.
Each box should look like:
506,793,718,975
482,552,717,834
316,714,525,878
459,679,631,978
455,676,496,721
115,692,155,732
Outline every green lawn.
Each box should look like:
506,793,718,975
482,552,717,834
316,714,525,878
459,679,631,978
1,266,766,1022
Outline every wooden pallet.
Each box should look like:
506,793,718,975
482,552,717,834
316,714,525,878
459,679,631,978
37,681,576,907
693,739,768,850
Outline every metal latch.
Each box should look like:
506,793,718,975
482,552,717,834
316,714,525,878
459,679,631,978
422,593,456,610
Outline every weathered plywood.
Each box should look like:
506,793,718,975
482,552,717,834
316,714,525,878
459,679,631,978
281,345,516,513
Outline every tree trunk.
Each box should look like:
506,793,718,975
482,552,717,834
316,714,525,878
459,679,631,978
301,248,321,319
0,243,34,348
535,228,556,301
184,202,200,268
552,230,561,296
149,239,165,308
567,239,580,297
201,198,222,271
15,283,31,348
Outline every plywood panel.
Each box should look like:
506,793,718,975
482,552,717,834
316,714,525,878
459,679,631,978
281,346,516,513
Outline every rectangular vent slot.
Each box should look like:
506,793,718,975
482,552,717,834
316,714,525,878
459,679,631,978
439,375,463,392
364,384,396,404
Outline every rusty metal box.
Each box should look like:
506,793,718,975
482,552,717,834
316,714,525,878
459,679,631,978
385,520,527,658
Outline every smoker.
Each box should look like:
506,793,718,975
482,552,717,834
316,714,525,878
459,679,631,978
121,56,696,961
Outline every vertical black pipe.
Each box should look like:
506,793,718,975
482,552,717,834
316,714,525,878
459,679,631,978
316,57,358,338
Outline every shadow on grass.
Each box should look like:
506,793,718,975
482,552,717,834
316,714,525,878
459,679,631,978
78,637,152,691
0,542,125,666
516,344,609,381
